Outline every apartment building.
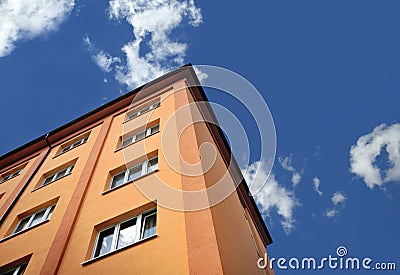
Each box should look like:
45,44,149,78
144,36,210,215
0,65,274,274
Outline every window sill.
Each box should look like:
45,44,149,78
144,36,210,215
31,173,72,192
53,140,87,158
0,220,50,243
102,170,159,195
114,130,160,153
81,234,157,266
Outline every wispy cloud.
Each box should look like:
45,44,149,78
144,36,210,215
83,36,121,74
242,160,299,234
350,123,400,189
86,0,202,88
324,191,346,218
279,155,303,186
0,0,75,57
313,177,323,196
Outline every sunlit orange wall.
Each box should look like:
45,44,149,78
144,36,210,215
0,76,273,274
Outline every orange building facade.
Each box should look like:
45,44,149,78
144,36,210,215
0,65,274,274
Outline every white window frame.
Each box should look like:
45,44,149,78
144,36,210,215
92,208,157,259
41,165,74,187
120,124,160,149
109,157,158,189
61,136,88,154
12,205,55,235
126,102,160,121
0,169,23,184
140,211,157,239
1,262,28,275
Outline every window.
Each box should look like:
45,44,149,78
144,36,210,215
12,205,55,235
93,209,156,258
60,136,88,154
41,165,74,187
0,262,28,275
0,169,23,184
120,124,160,149
126,102,160,121
109,157,158,189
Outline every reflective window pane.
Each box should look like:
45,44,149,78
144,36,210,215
42,176,53,186
17,263,27,275
1,264,27,275
147,157,158,173
128,165,142,181
139,106,150,114
128,112,138,120
72,141,81,147
14,216,31,233
150,125,159,135
111,172,125,188
30,209,46,227
121,137,132,148
2,269,16,275
94,227,115,257
135,131,145,141
117,218,137,249
141,212,156,239
46,205,55,220
61,146,71,153
54,168,68,180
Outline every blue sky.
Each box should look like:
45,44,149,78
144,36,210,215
1,0,399,273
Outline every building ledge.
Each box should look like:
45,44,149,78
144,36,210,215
81,235,157,266
102,170,159,195
0,220,50,243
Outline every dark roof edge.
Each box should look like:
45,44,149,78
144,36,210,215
0,64,193,163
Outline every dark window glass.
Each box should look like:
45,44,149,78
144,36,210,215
14,217,30,233
94,227,115,257
148,157,158,173
135,131,146,141
150,125,160,135
111,172,125,188
142,213,156,239
29,209,46,227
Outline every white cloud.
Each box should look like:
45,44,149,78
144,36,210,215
93,51,120,73
83,35,120,73
291,172,301,186
87,0,202,88
0,0,75,57
331,191,346,205
324,191,346,218
83,35,91,48
279,155,303,186
313,177,322,196
350,123,400,189
325,209,338,218
242,160,299,234
193,65,208,83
